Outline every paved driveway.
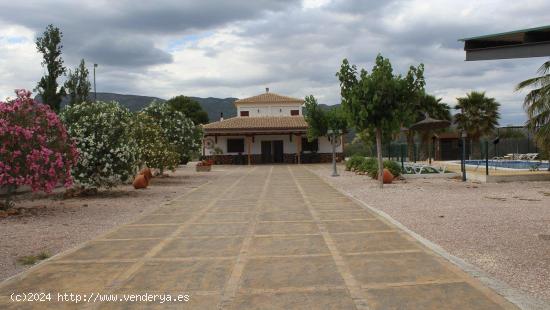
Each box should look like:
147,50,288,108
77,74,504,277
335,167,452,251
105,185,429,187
0,166,517,309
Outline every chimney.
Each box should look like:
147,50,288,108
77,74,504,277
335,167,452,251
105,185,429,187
220,112,224,121
265,87,269,93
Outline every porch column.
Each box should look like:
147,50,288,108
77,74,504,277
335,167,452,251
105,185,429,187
295,134,302,164
246,135,253,165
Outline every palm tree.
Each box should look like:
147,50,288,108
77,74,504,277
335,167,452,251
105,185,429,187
454,91,500,159
516,60,550,170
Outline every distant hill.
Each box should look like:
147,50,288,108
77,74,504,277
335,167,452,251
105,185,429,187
191,97,237,121
36,92,341,123
36,92,238,123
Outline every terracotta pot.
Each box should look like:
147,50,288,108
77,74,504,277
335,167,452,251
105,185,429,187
139,168,153,183
133,174,148,189
383,168,394,184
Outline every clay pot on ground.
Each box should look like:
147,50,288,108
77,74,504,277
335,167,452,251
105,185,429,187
133,174,148,189
139,168,153,183
383,168,394,184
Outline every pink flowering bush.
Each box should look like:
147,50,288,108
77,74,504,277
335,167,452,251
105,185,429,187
0,89,78,207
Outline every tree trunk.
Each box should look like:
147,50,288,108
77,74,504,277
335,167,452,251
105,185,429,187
160,165,164,177
376,128,383,189
407,131,415,162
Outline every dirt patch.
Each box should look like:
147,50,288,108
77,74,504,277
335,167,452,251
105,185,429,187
0,164,217,281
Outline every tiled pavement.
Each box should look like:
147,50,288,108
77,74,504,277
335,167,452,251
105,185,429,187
0,166,518,309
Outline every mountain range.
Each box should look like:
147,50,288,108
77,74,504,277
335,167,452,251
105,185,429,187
40,92,337,123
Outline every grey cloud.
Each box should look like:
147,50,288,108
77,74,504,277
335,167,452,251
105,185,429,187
72,35,173,67
1,0,548,125
0,0,300,68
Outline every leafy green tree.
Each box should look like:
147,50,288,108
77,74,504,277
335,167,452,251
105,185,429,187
498,127,526,139
303,95,327,140
303,95,347,142
337,55,424,188
64,59,91,106
133,113,180,173
142,101,202,171
166,95,209,125
35,24,66,112
516,60,550,167
454,91,500,159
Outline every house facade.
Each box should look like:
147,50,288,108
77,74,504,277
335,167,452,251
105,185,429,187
202,89,343,164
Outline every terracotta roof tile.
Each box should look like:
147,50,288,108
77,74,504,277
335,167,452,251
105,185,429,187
203,116,308,132
235,92,304,104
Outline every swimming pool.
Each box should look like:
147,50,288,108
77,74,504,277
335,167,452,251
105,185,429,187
463,160,549,170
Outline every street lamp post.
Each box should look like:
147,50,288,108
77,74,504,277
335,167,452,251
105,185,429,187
328,129,342,177
461,131,467,182
93,63,98,103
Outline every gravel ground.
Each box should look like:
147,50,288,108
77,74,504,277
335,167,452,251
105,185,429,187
0,164,218,282
308,164,550,303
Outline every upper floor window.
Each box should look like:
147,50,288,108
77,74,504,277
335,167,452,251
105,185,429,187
240,111,249,117
290,109,299,116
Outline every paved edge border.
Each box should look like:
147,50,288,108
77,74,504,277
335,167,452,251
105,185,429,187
305,166,550,310
0,166,231,290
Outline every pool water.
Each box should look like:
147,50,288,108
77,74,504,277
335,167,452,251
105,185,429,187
464,160,549,170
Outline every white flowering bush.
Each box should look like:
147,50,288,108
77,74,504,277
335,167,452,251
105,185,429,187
133,112,180,174
141,101,202,161
61,101,139,188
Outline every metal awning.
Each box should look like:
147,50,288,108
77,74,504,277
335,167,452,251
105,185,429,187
460,25,550,61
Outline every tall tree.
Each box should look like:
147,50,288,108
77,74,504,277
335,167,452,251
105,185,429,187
65,59,91,106
337,55,424,188
166,95,209,125
454,91,500,159
303,95,327,140
303,95,347,141
35,24,66,112
516,60,550,168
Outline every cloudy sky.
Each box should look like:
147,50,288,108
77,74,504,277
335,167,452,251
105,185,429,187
0,0,548,125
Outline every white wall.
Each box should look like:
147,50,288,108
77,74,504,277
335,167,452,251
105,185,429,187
318,136,343,153
237,103,302,117
204,135,342,156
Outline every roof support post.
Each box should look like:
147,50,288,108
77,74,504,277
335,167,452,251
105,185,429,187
295,134,302,164
246,135,253,165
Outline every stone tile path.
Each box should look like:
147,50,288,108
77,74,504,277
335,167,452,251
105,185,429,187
0,166,518,309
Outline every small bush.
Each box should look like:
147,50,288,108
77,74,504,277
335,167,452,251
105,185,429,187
345,155,366,171
367,160,402,179
384,160,402,177
359,158,377,174
17,251,50,265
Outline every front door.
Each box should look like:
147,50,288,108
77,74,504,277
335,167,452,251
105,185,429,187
261,141,272,163
273,140,284,163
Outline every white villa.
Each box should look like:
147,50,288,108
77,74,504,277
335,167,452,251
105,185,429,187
202,89,343,164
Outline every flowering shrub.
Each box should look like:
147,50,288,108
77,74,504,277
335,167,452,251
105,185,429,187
61,101,139,188
0,89,78,207
133,112,180,174
141,101,202,161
